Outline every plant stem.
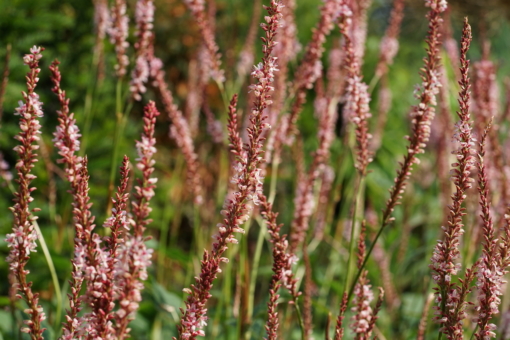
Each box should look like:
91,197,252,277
292,295,306,340
81,42,102,156
343,175,365,292
106,78,125,215
268,161,280,204
33,220,62,332
245,216,267,339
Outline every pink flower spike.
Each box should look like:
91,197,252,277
6,45,46,340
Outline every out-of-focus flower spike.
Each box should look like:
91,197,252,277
375,0,405,79
151,57,203,205
416,293,434,340
183,0,224,84
282,0,351,145
289,97,337,253
130,0,155,101
0,43,11,123
339,2,373,176
108,0,130,77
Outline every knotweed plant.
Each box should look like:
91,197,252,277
5,0,510,339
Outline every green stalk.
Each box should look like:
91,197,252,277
151,314,162,340
368,73,382,95
157,192,173,283
268,161,280,204
343,175,365,292
244,216,267,339
292,295,307,340
237,234,246,339
33,220,62,331
80,41,103,156
347,216,386,302
469,326,478,340
106,78,126,215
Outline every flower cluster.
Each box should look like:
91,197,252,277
108,0,130,77
348,223,384,339
260,196,296,340
282,0,350,144
130,0,155,100
151,58,203,205
473,121,505,340
6,45,46,339
176,2,283,339
381,0,446,228
183,0,225,84
132,101,159,234
93,0,110,41
375,0,405,78
430,18,480,340
339,6,373,176
289,97,337,253
113,102,159,339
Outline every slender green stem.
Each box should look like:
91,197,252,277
151,314,162,340
368,72,381,95
80,43,102,156
215,79,230,113
292,295,307,340
33,220,62,331
347,216,386,302
245,216,267,339
192,203,203,258
469,325,478,340
106,78,125,215
268,161,280,204
237,234,246,339
157,192,173,283
343,175,365,292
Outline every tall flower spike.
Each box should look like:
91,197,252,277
381,0,446,228
130,0,155,100
5,45,46,340
344,0,447,311
334,293,349,340
281,0,350,145
175,2,283,339
50,60,94,340
264,0,299,164
375,0,404,78
430,17,476,339
83,156,130,340
108,0,130,77
151,57,203,204
260,196,294,340
474,119,504,340
289,97,337,253
183,0,224,83
114,102,159,339
338,3,373,176
350,222,376,338
131,101,160,236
